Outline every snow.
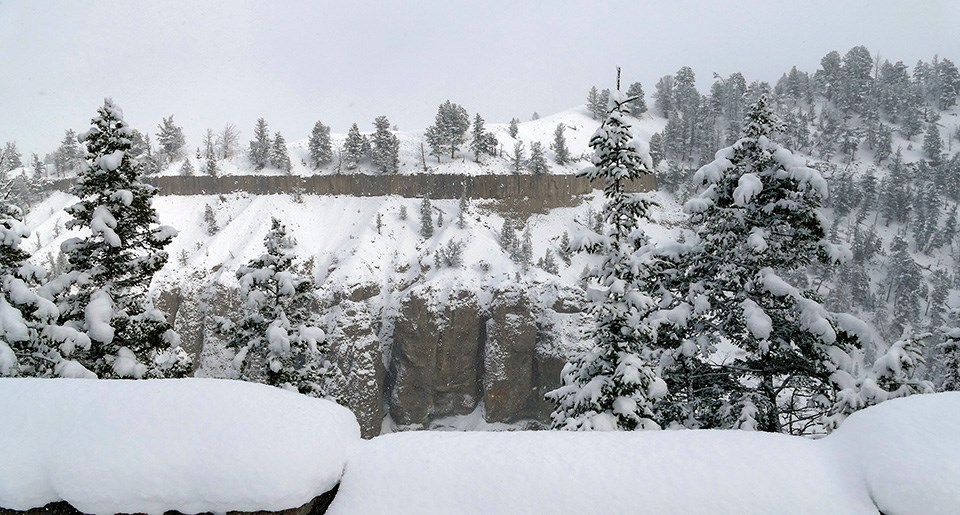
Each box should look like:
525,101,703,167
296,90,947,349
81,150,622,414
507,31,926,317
328,430,875,515
733,172,763,206
825,392,960,515
0,378,359,514
84,289,114,344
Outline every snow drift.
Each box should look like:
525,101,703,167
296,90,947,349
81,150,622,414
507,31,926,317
0,378,359,514
330,393,960,515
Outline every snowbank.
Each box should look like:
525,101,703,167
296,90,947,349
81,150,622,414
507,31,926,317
824,392,960,515
327,430,876,515
0,378,359,514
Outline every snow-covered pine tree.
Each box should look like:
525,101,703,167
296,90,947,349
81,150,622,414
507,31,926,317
203,129,219,177
215,218,338,398
155,115,186,166
469,114,498,163
371,116,400,174
680,94,928,433
54,130,81,177
528,142,549,174
511,140,525,173
204,204,218,236
547,82,667,431
419,196,434,238
50,99,190,379
308,121,333,169
271,132,292,173
0,200,91,378
551,124,571,165
508,118,519,138
586,86,603,120
457,194,469,229
424,100,470,161
343,123,365,170
519,226,533,271
178,158,195,176
625,82,648,117
2,142,22,172
249,118,271,170
923,121,943,165
940,307,960,391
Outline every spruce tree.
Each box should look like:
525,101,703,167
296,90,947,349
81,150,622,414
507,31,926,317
424,100,470,161
625,82,648,116
204,135,219,177
371,116,400,174
587,86,604,119
155,115,186,165
511,140,525,173
551,124,571,165
215,218,338,398
204,204,218,235
249,118,271,170
178,158,195,176
54,130,81,177
343,123,366,170
508,118,520,138
528,141,549,174
547,86,666,431
457,194,469,229
2,142,22,172
271,132,292,173
923,122,943,164
308,121,333,168
469,114,497,162
679,95,927,432
54,99,190,379
419,196,434,238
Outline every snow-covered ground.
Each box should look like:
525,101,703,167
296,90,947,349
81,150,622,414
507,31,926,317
0,378,359,514
3,378,953,514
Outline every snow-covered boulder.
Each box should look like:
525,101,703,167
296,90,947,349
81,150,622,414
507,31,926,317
0,378,359,514
825,392,960,515
327,430,876,515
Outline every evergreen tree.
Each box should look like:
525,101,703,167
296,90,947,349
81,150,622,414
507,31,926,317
511,140,525,173
53,99,190,379
30,153,45,181
343,123,365,170
271,132,292,173
587,86,604,120
557,231,572,265
2,142,22,172
923,122,943,165
178,158,195,176
519,226,533,271
424,100,470,161
653,75,675,117
54,130,81,177
881,149,913,224
469,114,497,163
457,194,469,229
215,218,338,398
371,116,400,173
940,307,960,391
204,133,219,177
547,88,666,431
648,132,665,168
538,248,559,275
551,123,571,165
528,142,549,174
249,118,271,170
308,121,333,168
204,204,218,236
508,118,520,138
155,115,186,165
677,95,922,433
419,196,433,238
625,81,648,116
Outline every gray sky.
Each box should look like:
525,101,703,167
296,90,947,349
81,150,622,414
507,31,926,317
2,0,958,156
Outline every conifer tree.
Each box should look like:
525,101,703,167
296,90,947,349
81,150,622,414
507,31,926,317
940,308,960,391
308,121,333,168
508,118,520,138
528,142,549,174
511,140,525,173
371,116,400,174
204,134,219,177
54,130,81,177
2,142,22,172
551,124,571,165
215,218,338,398
519,226,533,270
249,118,271,170
923,122,943,164
419,196,434,238
178,158,195,176
653,75,675,117
469,114,498,163
625,82,648,116
424,100,470,161
204,204,218,236
548,84,666,431
156,115,186,165
587,86,604,119
457,193,469,229
343,123,366,170
53,99,190,379
679,95,927,432
271,132,292,173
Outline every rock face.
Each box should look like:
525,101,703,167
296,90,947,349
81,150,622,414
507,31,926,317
483,286,540,423
327,300,385,439
387,287,483,426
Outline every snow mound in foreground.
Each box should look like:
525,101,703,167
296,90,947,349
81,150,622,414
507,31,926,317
328,430,876,515
824,392,960,515
0,378,359,514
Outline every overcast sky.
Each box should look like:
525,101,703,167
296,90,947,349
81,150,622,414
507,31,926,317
2,0,959,156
